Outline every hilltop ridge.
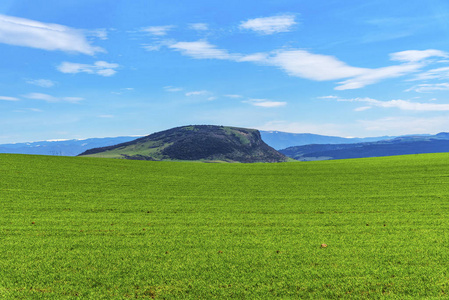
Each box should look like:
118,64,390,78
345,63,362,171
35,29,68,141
79,125,289,163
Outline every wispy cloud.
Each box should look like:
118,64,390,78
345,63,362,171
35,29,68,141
23,93,83,103
359,116,449,135
240,14,297,35
335,63,422,90
0,96,19,101
225,94,243,98
57,61,119,77
159,38,448,90
111,87,134,95
335,97,449,111
142,25,175,36
26,79,56,88
266,49,366,81
185,90,209,96
390,49,448,62
164,86,183,92
88,28,108,40
318,95,339,99
142,39,175,51
0,14,104,55
189,23,209,31
243,99,287,108
259,116,449,137
13,108,43,113
170,40,240,60
413,66,449,81
251,49,448,90
406,83,449,93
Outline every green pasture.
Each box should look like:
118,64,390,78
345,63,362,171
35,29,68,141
2,153,449,298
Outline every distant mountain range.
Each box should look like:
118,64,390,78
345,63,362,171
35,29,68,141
279,132,449,161
259,131,397,150
2,129,449,161
79,125,289,163
0,136,138,156
0,131,398,156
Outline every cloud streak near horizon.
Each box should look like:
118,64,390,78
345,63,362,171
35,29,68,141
328,96,449,111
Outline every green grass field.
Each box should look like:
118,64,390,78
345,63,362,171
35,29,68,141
2,153,449,299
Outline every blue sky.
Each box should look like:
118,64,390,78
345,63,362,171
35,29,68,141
2,0,449,143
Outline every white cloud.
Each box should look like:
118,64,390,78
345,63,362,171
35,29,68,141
28,108,43,112
0,14,103,55
238,53,269,62
413,67,449,81
336,97,449,111
169,40,240,60
0,96,19,101
406,83,449,93
26,79,56,88
142,25,175,36
258,116,449,137
89,28,108,40
354,106,372,112
164,86,183,92
189,23,209,31
98,114,114,118
57,61,119,77
225,94,243,98
166,39,447,90
359,116,449,135
244,99,287,108
390,49,448,62
185,90,209,96
240,14,297,35
142,39,175,52
13,108,43,113
264,49,447,90
23,93,83,103
335,63,422,90
318,95,339,99
111,87,134,95
267,50,367,81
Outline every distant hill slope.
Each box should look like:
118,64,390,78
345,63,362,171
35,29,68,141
79,125,290,163
279,132,449,161
260,131,397,150
0,136,139,156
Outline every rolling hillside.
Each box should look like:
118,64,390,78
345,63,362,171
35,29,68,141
2,153,449,298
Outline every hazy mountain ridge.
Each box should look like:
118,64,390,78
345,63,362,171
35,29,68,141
0,131,402,156
2,130,448,161
0,136,140,156
79,125,289,163
259,131,397,150
279,132,449,161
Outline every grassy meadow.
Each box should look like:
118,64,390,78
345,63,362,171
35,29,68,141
2,153,449,298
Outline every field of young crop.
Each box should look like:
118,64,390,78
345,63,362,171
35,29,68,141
2,153,449,299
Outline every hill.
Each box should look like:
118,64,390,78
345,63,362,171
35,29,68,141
79,125,289,163
280,132,449,161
